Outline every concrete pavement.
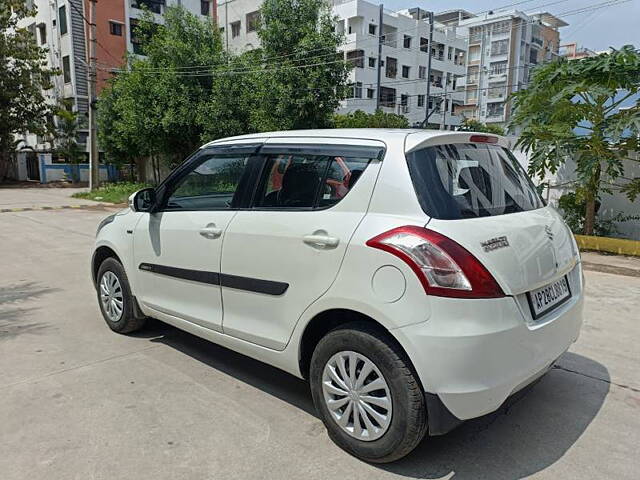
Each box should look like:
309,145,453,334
0,186,108,210
0,189,638,479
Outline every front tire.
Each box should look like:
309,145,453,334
310,322,427,463
96,257,146,334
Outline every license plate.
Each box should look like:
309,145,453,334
527,276,572,320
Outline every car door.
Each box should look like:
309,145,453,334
220,138,386,350
133,143,262,332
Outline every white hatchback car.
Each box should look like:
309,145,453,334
92,129,583,462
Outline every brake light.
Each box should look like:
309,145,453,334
366,226,505,298
469,135,498,144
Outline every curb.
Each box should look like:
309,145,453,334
575,234,640,257
0,204,107,214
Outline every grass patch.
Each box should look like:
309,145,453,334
72,182,151,204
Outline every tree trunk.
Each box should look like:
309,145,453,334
0,148,11,182
136,157,147,183
583,193,596,236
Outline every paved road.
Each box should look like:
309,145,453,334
0,189,638,480
0,186,106,210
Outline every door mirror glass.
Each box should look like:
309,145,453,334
129,188,157,212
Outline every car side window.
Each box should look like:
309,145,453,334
253,148,380,210
164,154,249,210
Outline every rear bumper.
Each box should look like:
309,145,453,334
425,362,553,435
394,268,584,422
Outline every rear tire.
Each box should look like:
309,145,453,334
310,322,427,463
96,257,146,334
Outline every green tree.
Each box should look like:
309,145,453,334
53,99,83,166
98,6,226,175
252,0,350,130
509,46,640,235
458,118,505,135
332,109,409,128
0,1,54,180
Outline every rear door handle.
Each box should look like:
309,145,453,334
303,233,339,249
200,223,223,239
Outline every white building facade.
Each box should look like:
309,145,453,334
218,0,469,128
15,1,214,181
436,9,566,129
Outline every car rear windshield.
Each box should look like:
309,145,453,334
406,143,544,219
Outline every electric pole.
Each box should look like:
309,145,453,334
423,10,434,127
440,75,448,130
224,0,229,51
88,0,99,190
375,3,383,111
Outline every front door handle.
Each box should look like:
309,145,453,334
303,233,339,249
200,223,223,239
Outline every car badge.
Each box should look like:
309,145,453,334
481,236,509,252
545,225,554,241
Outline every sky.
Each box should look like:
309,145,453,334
374,0,640,52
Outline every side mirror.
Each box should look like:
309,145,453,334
128,188,157,213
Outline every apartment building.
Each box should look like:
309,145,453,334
560,42,597,60
218,0,468,128
436,9,566,129
16,0,216,171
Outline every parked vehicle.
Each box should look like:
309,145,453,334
92,129,584,463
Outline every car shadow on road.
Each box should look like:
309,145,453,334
144,319,316,415
146,320,609,479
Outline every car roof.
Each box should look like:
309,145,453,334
203,129,509,150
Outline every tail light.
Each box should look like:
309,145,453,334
366,226,504,299
469,135,499,144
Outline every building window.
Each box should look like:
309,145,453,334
403,35,411,49
368,57,376,68
37,23,46,44
58,5,68,35
231,21,241,38
246,11,260,32
367,88,375,99
201,1,210,16
490,61,507,75
469,26,482,43
418,66,426,79
132,0,163,14
385,57,397,78
109,21,123,36
420,37,428,53
417,95,425,107
447,47,453,60
491,39,508,56
129,17,157,54
379,87,396,107
353,82,363,99
491,20,510,35
400,94,408,107
346,49,364,68
401,65,410,78
62,55,71,83
487,102,504,117
368,23,377,35
130,18,141,54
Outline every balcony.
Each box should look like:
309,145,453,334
466,74,479,84
131,0,164,14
